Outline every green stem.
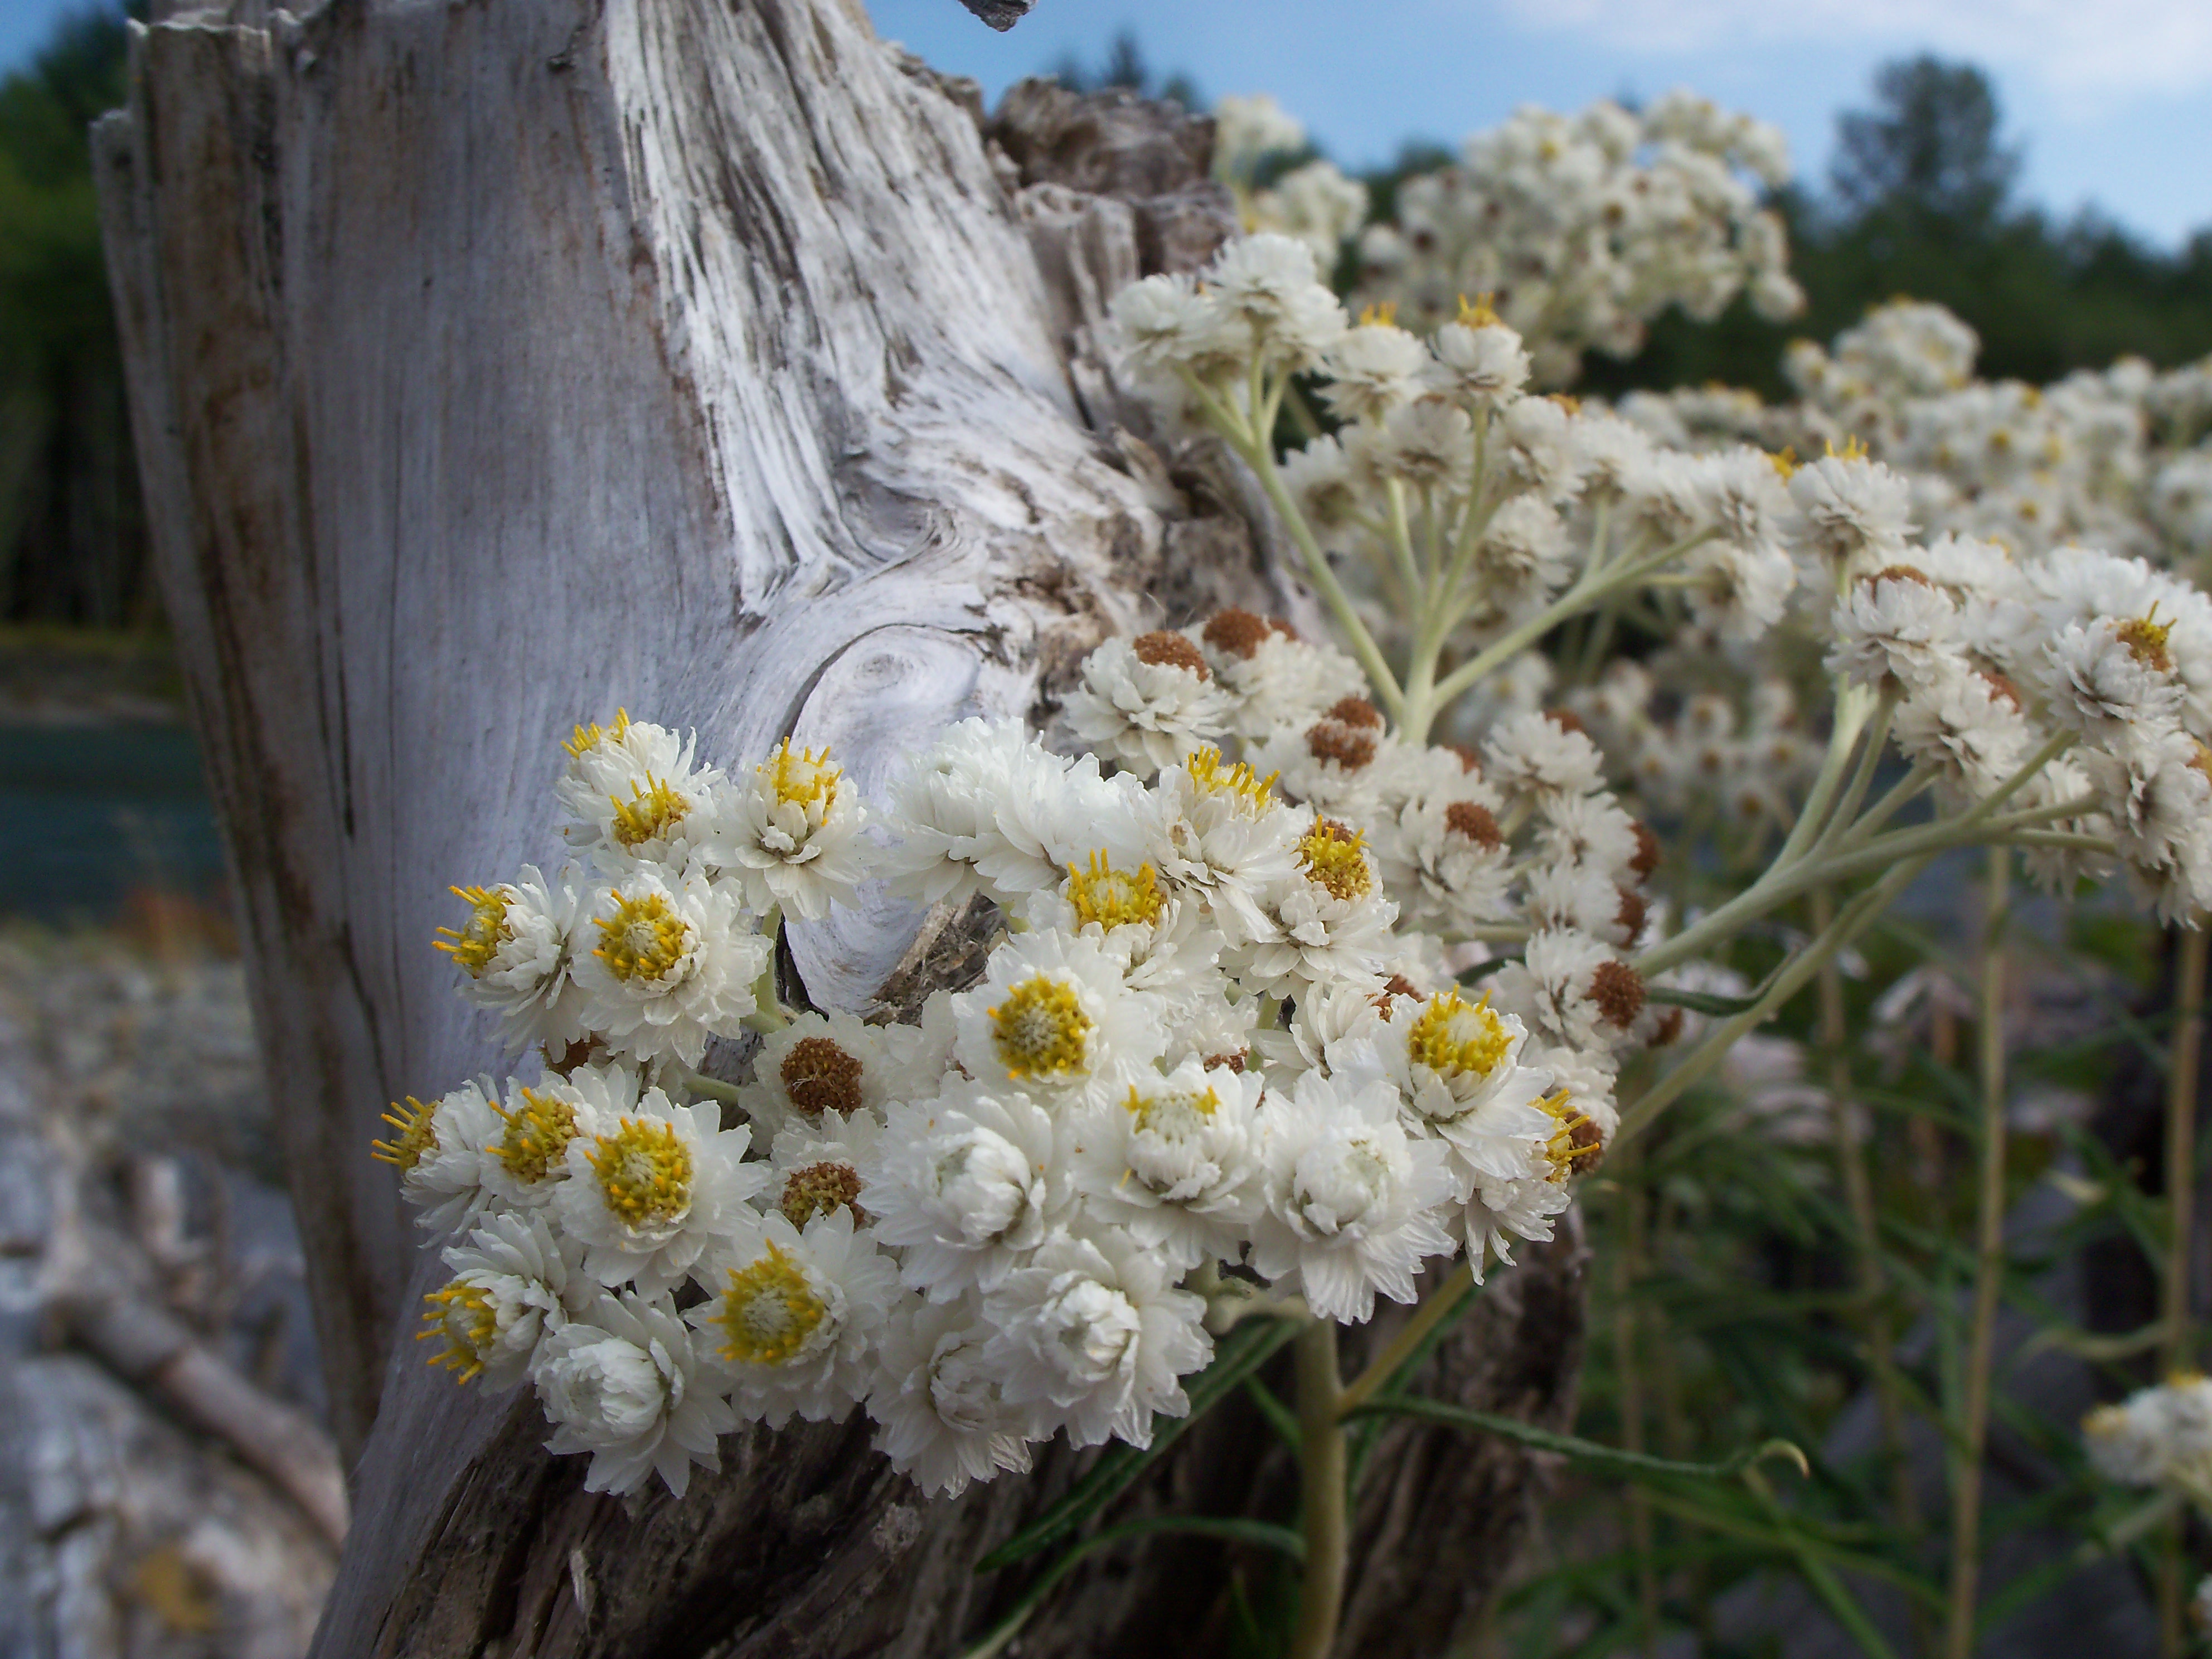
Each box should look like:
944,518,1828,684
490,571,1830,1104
1289,1321,1348,1659
1239,431,1405,719
1337,1263,1473,1418
1413,531,1713,740
1943,848,2010,1659
1616,853,1933,1148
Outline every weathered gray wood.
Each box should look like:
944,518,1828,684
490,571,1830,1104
95,3,1587,1651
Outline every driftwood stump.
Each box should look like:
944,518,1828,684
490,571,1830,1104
94,3,1587,1651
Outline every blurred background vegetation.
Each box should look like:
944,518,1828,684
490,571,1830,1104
6,10,2212,643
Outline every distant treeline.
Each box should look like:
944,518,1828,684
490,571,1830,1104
6,23,2212,631
1,3,143,632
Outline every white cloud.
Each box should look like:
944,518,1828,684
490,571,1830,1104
1503,0,2212,101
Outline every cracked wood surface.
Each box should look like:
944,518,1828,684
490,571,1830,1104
96,4,1586,1652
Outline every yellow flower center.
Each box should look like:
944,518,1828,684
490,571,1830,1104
371,1097,438,1170
1066,852,1166,930
589,1117,694,1228
1456,291,1501,327
1297,818,1373,901
715,1243,829,1367
433,885,511,977
2117,610,2174,674
593,891,691,982
1187,745,1277,813
1768,446,1799,480
1406,990,1512,1080
1539,1089,1604,1184
1825,435,1869,462
990,974,1094,1078
608,775,690,847
562,708,632,760
1358,300,1398,328
766,738,841,812
419,1278,497,1383
489,1086,580,1185
1126,1083,1219,1137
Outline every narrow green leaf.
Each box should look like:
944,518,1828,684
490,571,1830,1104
1346,1393,1804,1485
975,1315,1301,1573
1646,984,1769,1017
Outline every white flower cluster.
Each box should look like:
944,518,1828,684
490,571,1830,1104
1625,298,2212,566
1109,234,1808,725
1209,92,1369,268
1348,91,1803,385
2084,1374,2212,1501
378,668,1634,1502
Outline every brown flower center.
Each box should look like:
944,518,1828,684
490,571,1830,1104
780,1037,864,1118
1132,630,1210,677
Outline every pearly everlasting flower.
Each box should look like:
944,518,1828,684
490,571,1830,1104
1827,567,1962,694
1248,697,1395,822
1249,1066,1457,1322
862,1082,1071,1300
1893,663,2032,806
1429,317,1530,408
554,1088,768,1295
984,1226,1211,1450
1205,234,1347,370
1492,928,1646,1052
2038,617,2185,751
1789,452,1915,572
1069,1058,1265,1268
1022,853,1216,999
1145,747,1302,947
1484,711,1606,801
867,1291,1034,1497
741,1010,917,1143
1362,989,1558,1187
556,713,729,878
767,1107,884,1230
476,1064,629,1212
951,927,1167,1102
436,866,589,1052
882,718,1147,909
533,1289,735,1498
374,1076,507,1235
1234,815,1400,999
1195,612,1369,741
1063,632,1234,779
569,870,768,1068
1320,321,1429,424
687,1206,899,1427
716,739,868,920
419,1210,593,1390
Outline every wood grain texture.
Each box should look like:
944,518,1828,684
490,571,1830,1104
96,3,1587,1651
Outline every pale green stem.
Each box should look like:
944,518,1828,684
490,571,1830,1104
1239,428,1405,719
1385,479,1422,612
1409,532,1714,741
670,1065,745,1107
1288,1321,1349,1659
1943,849,2010,1659
1616,852,1933,1148
1769,683,1884,877
1634,764,2082,982
1336,1261,1474,1417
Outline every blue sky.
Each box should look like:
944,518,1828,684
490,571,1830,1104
10,0,2210,244
868,0,2212,247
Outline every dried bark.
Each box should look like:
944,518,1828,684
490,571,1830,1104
94,2,1589,1652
